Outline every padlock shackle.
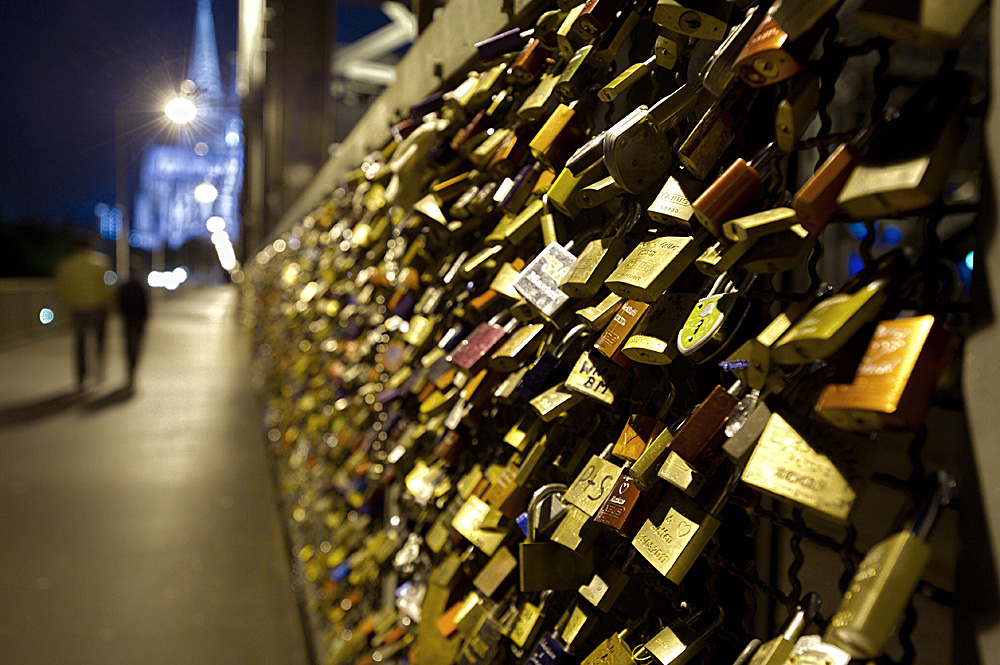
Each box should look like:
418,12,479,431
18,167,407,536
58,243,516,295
730,638,763,665
527,483,569,541
783,592,822,641
707,463,742,515
910,470,956,541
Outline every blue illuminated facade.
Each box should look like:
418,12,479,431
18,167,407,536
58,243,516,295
132,0,242,251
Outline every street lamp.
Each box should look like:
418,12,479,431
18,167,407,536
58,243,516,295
164,96,197,124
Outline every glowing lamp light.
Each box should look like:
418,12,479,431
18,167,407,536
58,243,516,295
206,216,226,233
194,182,218,203
39,308,55,325
966,251,974,271
104,270,118,285
164,97,197,124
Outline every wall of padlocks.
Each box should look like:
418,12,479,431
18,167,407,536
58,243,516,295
243,1,984,663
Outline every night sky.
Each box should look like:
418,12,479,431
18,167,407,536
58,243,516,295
0,0,239,225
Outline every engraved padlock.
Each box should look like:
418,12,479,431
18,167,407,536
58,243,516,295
825,472,955,659
622,292,700,365
648,175,701,232
633,466,740,583
594,299,648,362
605,236,701,302
560,200,643,299
564,349,630,406
512,241,579,319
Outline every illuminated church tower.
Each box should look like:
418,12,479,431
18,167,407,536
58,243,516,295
132,0,243,254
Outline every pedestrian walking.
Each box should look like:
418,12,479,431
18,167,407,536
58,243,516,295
54,235,115,389
117,261,150,390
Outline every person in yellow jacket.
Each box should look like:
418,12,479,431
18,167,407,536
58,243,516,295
55,236,115,388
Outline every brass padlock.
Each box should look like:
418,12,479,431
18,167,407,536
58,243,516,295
633,466,740,583
825,473,955,659
519,484,594,592
556,2,588,58
530,103,587,171
560,201,643,299
740,413,858,524
814,314,958,432
563,443,625,516
554,46,597,103
577,292,625,331
598,55,656,103
775,71,821,152
490,322,546,372
565,349,630,406
547,163,607,218
530,382,584,421
694,238,755,277
451,494,507,555
517,73,562,124
471,545,518,597
509,591,554,651
581,619,641,665
485,197,545,246
772,249,913,365
745,593,821,665
722,207,797,243
698,4,764,97
677,95,736,180
642,606,724,665
738,223,815,274
647,175,700,232
591,9,641,68
622,292,700,365
605,236,700,302
653,0,730,40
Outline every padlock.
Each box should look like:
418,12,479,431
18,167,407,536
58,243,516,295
740,412,858,524
530,103,588,171
622,292,700,366
455,601,507,665
612,385,675,460
560,200,643,298
517,323,592,399
593,466,663,537
647,175,700,232
591,9,641,68
577,293,625,331
694,238,756,277
676,274,751,362
691,143,783,237
738,223,815,274
564,349,630,406
722,207,797,243
676,94,737,180
509,38,552,86
471,545,518,597
509,590,554,651
504,413,544,451
485,197,545,246
633,466,740,583
602,85,699,194
856,0,986,50
642,606,724,664
447,311,519,373
792,125,876,234
547,163,607,218
653,0,730,40
721,399,772,462
733,5,828,88
815,314,958,433
581,617,642,664
772,249,914,365
451,494,507,555
825,472,955,659
775,71,821,152
475,27,534,62
745,592,821,665
501,163,544,213
698,5,765,96
574,0,628,40
517,73,562,123
490,322,546,372
562,443,625,516
577,549,636,612
488,125,533,180
554,2,587,57
782,636,851,665
488,260,527,302
599,55,657,103
554,46,597,103
576,175,628,209
605,236,701,302
485,438,548,517
519,484,594,592
550,504,600,551
530,382,585,421
470,127,514,170
837,73,970,219
511,241,579,319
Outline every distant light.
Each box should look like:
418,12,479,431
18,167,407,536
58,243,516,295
225,131,241,147
39,308,54,325
273,239,287,253
966,251,975,271
848,252,864,277
194,183,218,203
882,226,902,245
206,216,226,233
211,231,230,246
194,142,209,156
164,97,197,124
846,222,869,240
104,270,118,285
173,267,189,283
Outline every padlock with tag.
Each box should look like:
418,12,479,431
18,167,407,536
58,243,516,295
632,465,739,583
561,200,643,298
676,274,753,363
772,248,914,365
825,472,955,659
642,606,724,664
740,412,859,524
519,484,594,592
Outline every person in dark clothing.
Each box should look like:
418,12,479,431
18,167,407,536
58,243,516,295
117,263,150,390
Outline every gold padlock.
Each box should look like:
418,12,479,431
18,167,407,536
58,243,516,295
605,236,700,302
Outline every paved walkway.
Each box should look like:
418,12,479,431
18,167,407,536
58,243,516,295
0,286,310,665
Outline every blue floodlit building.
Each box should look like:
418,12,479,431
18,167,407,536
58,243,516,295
132,0,243,253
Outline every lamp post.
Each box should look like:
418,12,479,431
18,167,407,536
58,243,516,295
114,107,129,279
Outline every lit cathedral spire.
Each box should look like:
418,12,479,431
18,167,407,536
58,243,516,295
187,0,223,101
